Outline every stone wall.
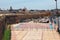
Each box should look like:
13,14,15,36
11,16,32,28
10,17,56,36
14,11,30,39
5,12,51,24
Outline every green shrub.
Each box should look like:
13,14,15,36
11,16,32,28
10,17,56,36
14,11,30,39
3,29,11,40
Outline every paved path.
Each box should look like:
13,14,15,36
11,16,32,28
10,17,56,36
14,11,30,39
11,23,50,31
11,29,60,40
11,22,60,40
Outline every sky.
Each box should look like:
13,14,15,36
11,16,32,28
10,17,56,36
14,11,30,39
0,0,60,10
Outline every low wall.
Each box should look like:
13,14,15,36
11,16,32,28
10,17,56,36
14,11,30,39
0,16,5,40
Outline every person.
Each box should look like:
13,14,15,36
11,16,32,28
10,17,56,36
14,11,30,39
57,17,60,34
50,22,53,29
49,16,53,23
54,19,56,24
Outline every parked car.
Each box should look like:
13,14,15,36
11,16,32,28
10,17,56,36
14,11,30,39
40,18,49,23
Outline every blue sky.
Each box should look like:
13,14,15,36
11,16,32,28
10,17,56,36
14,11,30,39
0,0,60,10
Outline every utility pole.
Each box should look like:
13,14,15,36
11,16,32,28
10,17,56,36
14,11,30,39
55,0,57,10
55,0,58,15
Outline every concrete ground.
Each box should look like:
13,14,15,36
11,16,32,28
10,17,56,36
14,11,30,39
11,21,60,40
